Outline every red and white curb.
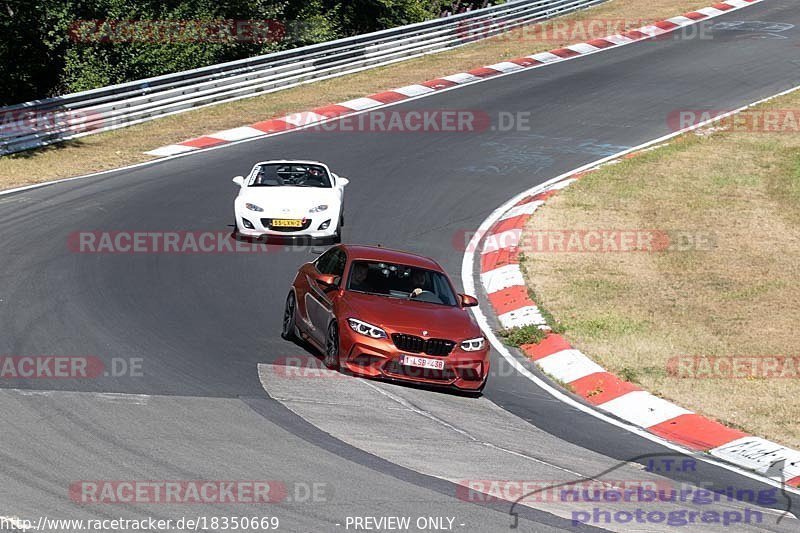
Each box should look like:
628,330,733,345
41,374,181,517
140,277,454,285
145,0,764,157
475,150,800,489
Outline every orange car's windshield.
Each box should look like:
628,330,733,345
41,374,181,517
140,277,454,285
346,261,457,306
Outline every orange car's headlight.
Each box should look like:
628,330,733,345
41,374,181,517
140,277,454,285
347,318,388,339
460,337,486,351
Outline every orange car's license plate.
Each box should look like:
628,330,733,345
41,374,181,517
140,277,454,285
272,219,303,227
400,355,444,370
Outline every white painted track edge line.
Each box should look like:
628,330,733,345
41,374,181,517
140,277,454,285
461,82,800,496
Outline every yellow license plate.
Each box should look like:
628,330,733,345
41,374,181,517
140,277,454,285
272,219,303,227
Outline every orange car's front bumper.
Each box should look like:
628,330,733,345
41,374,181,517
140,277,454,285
340,330,489,391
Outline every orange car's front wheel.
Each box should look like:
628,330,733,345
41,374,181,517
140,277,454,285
281,292,298,341
324,321,340,370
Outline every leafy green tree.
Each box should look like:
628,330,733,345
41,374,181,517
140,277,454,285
1,0,74,103
0,0,495,105
60,0,285,92
326,0,435,36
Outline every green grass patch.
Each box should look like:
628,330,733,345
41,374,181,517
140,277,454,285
499,325,548,347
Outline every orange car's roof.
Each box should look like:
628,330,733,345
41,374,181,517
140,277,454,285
342,245,443,271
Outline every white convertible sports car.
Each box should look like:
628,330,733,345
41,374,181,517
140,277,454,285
232,160,348,243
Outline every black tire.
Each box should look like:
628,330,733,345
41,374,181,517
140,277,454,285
316,229,341,246
281,292,298,341
323,321,340,370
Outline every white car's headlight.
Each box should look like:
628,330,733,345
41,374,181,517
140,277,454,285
309,204,329,213
347,318,387,339
460,337,486,351
245,203,264,212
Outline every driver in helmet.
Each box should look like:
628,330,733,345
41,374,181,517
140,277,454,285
409,269,429,297
304,166,325,186
349,262,371,292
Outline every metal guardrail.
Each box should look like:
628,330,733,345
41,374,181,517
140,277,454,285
0,0,605,155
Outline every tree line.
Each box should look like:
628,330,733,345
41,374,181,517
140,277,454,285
0,0,494,106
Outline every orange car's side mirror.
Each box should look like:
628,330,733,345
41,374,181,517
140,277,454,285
315,273,339,289
460,294,479,307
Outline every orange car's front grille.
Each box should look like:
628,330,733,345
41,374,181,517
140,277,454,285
391,334,455,356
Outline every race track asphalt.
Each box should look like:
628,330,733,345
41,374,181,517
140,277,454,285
1,1,799,531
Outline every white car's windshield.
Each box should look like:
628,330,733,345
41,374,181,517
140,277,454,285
346,261,458,306
249,163,331,188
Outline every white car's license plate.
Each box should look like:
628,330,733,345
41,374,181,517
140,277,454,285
400,355,445,370
272,219,303,227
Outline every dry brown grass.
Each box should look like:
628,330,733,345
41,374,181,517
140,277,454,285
522,89,800,448
0,0,713,190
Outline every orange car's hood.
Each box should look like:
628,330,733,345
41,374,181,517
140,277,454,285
341,291,481,340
